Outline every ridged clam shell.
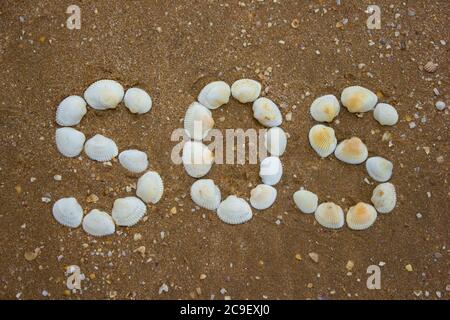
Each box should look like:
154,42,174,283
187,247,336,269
231,79,261,103
82,209,115,237
250,184,277,210
373,103,398,126
371,182,396,213
52,197,83,228
366,156,393,182
184,102,214,140
118,149,149,173
308,124,337,158
84,134,119,162
182,141,214,178
198,81,230,109
259,156,282,186
341,86,377,113
252,97,283,127
112,196,147,227
190,179,221,210
136,171,164,204
293,189,318,214
423,61,438,73
264,127,287,156
346,202,378,230
56,96,87,126
84,79,124,110
310,94,340,123
55,127,86,158
314,202,345,229
334,137,368,164
217,195,253,225
124,88,152,114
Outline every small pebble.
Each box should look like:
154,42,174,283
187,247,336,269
309,252,319,263
435,101,446,111
53,175,62,181
405,264,413,272
158,283,169,294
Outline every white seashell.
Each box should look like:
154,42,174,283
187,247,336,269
84,79,124,110
112,196,147,227
373,103,398,126
308,124,337,158
366,156,393,182
198,81,230,109
259,156,283,186
118,149,148,173
314,202,345,229
423,61,438,73
346,202,378,231
252,97,283,127
264,127,287,156
371,182,396,213
82,209,115,237
55,127,86,158
217,195,253,225
341,86,378,113
293,189,318,214
190,179,221,210
123,87,152,114
136,171,164,204
231,79,261,103
84,134,119,162
184,102,214,140
52,197,83,228
56,96,87,126
250,184,277,210
334,137,368,164
310,94,340,123
182,141,214,178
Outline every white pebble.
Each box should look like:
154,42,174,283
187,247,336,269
435,101,446,111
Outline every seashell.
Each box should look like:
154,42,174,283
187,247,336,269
112,196,147,227
190,179,221,210
264,127,287,156
217,195,253,225
314,202,345,229
423,61,438,73
52,197,83,228
82,209,115,237
250,184,277,210
182,141,214,178
334,137,368,164
371,182,396,213
84,134,119,162
198,81,230,109
373,103,398,126
123,87,152,114
252,97,283,127
231,79,261,103
184,102,214,140
366,156,393,182
55,127,86,158
310,94,340,123
293,189,318,214
56,96,87,126
259,156,282,186
341,86,378,113
84,79,124,110
136,171,164,204
346,202,378,230
308,124,337,158
118,149,149,173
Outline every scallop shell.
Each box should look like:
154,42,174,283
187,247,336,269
182,141,214,178
308,124,337,158
136,171,164,204
346,202,378,230
198,81,230,109
124,87,152,114
52,197,83,228
252,97,283,127
373,103,398,126
371,182,396,213
293,189,318,214
264,127,287,156
314,202,345,229
423,61,438,73
118,149,149,173
82,209,115,237
190,179,221,210
310,94,340,123
250,184,277,210
366,156,393,182
334,137,368,164
84,134,119,162
259,156,283,186
231,79,261,103
217,196,253,225
184,102,214,140
56,96,87,126
84,79,124,110
341,86,378,113
55,127,86,158
112,196,147,227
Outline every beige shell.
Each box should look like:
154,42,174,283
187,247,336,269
231,79,261,103
373,103,398,126
182,141,214,178
250,184,277,210
346,202,378,230
366,156,393,182
314,202,345,229
293,189,318,214
334,137,368,164
136,171,164,204
264,127,287,156
252,97,283,127
371,182,396,213
308,124,337,158
184,102,214,140
423,61,438,73
198,81,230,109
341,86,378,113
310,94,340,122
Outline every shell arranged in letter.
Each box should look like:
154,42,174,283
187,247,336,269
84,134,119,162
112,196,147,227
217,196,253,225
293,189,318,214
314,202,345,229
55,127,86,158
231,79,262,103
52,197,83,228
56,95,87,126
334,137,368,164
310,94,340,123
308,124,337,158
346,202,378,230
84,79,124,110
82,209,115,237
341,86,377,113
250,184,277,210
198,81,231,109
190,179,221,211
136,171,164,204
371,182,396,213
118,149,149,174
